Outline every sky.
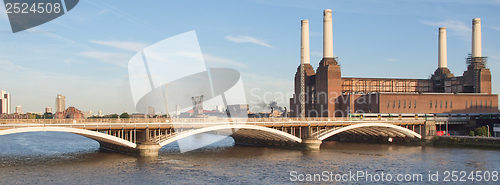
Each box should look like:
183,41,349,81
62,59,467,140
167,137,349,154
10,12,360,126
1,0,500,114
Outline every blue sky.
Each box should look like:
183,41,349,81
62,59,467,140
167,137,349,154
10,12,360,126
1,0,500,114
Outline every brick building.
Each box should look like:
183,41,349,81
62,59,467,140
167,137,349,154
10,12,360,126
290,10,498,117
54,106,85,119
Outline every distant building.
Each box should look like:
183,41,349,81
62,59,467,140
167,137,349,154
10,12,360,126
215,105,225,113
55,94,66,113
148,106,155,117
98,110,103,117
45,107,52,113
227,104,249,117
54,106,84,119
175,105,180,117
83,110,93,118
15,105,22,114
248,108,284,118
0,90,11,114
2,113,28,119
191,95,204,117
130,113,147,118
290,12,498,117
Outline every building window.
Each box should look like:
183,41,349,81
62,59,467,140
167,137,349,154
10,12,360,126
475,100,478,109
408,100,412,108
435,100,438,108
430,100,433,108
450,101,453,108
398,100,401,108
466,101,468,108
445,101,448,109
403,100,406,109
387,101,390,108
480,100,483,109
440,100,443,108
414,100,417,108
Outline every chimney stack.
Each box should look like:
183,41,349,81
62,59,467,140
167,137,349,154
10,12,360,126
438,27,447,68
472,18,482,57
301,19,310,64
323,9,334,58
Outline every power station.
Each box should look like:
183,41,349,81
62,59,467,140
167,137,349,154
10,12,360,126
290,9,498,117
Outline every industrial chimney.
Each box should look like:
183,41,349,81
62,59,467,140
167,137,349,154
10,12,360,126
323,9,333,58
438,27,447,68
472,18,482,58
301,20,310,64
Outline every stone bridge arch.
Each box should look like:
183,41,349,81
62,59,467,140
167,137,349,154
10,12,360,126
0,127,136,148
317,123,422,141
158,124,303,147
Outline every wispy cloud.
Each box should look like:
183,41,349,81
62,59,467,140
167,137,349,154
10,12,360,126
80,51,130,67
241,72,293,108
0,5,7,21
489,55,500,61
204,54,247,68
225,35,273,48
311,51,323,57
490,26,500,31
90,40,148,52
420,19,470,40
0,60,134,113
387,58,398,62
423,0,500,6
0,60,25,71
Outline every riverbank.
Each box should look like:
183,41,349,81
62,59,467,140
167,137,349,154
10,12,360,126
428,136,500,149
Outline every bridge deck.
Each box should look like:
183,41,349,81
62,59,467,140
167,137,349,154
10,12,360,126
0,120,426,131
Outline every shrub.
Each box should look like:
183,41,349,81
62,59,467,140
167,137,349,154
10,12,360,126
469,130,475,136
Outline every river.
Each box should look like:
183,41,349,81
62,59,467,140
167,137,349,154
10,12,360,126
0,132,499,184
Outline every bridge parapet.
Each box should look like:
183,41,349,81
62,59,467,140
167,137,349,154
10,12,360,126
0,115,439,124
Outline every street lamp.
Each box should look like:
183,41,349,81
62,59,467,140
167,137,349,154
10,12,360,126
487,125,490,137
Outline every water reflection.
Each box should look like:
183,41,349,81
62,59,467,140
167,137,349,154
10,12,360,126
0,132,499,184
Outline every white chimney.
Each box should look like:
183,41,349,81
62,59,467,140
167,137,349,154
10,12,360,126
323,9,334,58
438,27,447,68
472,18,482,57
301,19,310,64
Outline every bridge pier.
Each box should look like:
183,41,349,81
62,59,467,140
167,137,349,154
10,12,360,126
98,128,161,157
133,128,161,157
135,143,161,157
301,138,322,150
98,142,161,157
423,120,437,140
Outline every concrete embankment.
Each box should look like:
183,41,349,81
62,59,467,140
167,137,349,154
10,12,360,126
428,136,500,149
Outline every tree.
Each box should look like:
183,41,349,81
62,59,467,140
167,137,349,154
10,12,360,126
43,113,53,119
469,130,475,136
120,112,130,118
471,126,489,137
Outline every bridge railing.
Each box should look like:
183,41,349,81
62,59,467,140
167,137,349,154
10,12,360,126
0,120,427,131
0,116,437,125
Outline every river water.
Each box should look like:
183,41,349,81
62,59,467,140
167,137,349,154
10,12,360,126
0,132,499,184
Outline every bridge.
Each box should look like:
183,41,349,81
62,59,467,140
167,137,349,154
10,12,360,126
0,116,441,157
